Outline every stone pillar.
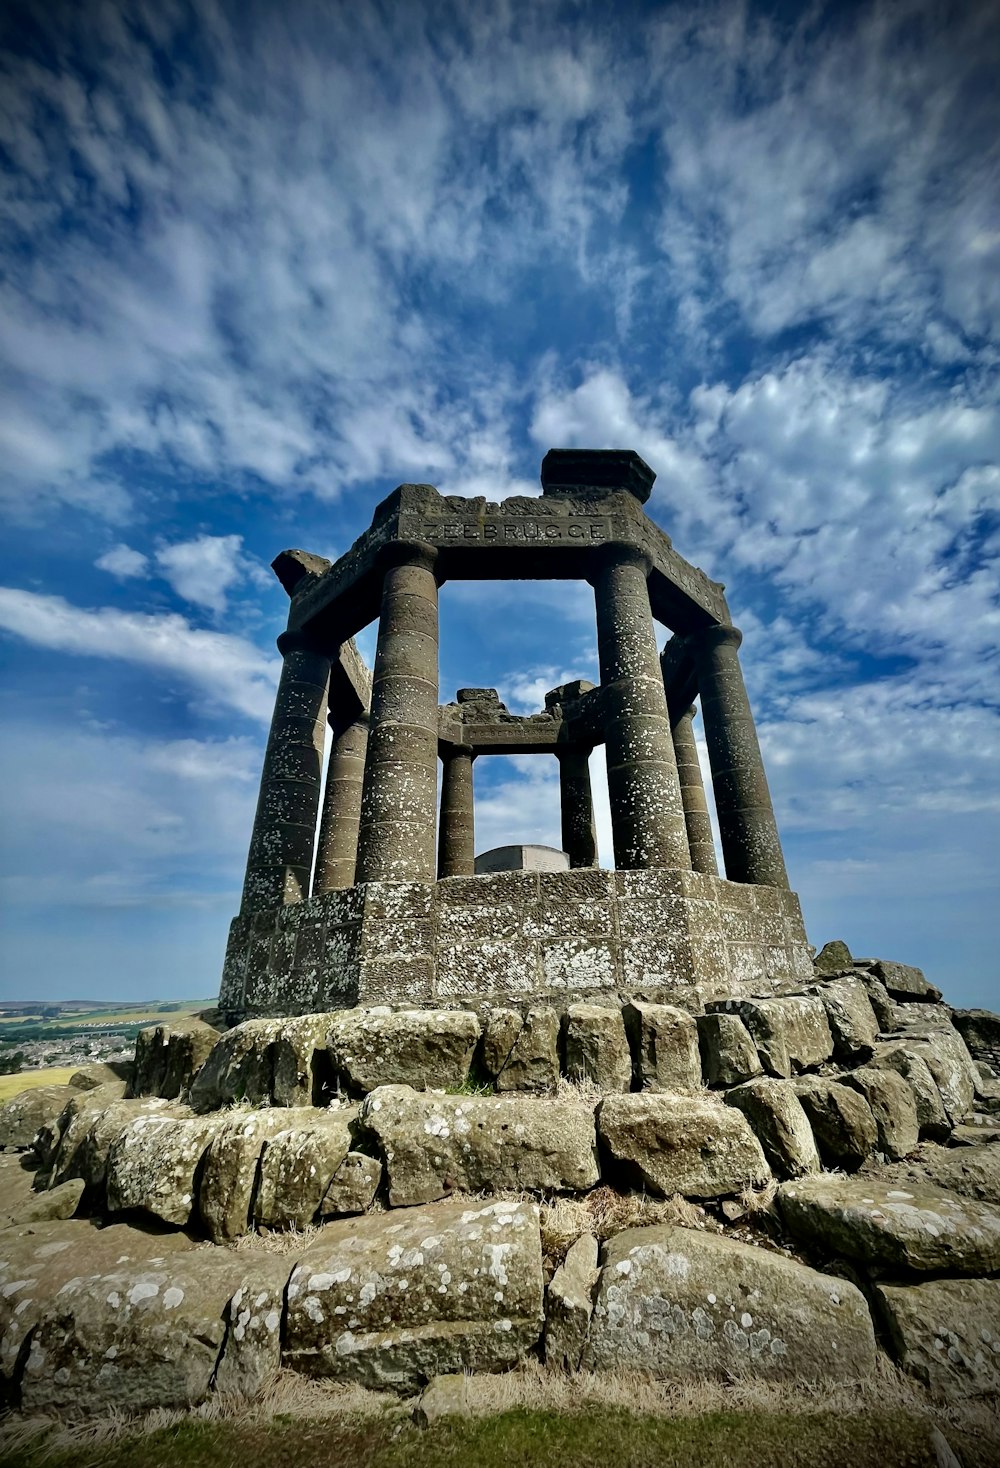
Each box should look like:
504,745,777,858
313,712,369,892
591,546,691,871
438,745,475,877
558,747,598,868
356,543,440,883
685,624,789,888
240,632,330,914
671,705,719,876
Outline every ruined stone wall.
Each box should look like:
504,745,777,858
219,868,813,1022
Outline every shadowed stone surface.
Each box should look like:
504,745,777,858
870,1044,951,1142
707,996,833,1078
623,1002,701,1091
189,1019,282,1112
840,1068,919,1161
583,1226,876,1381
874,1277,1000,1399
327,1008,480,1095
545,1232,599,1371
563,1005,631,1093
778,1175,1000,1274
793,1079,877,1172
813,977,879,1064
697,1012,763,1088
598,1092,769,1198
283,1198,544,1389
0,1085,78,1150
724,1078,820,1179
48,1091,177,1191
130,1017,220,1100
878,1142,1000,1207
872,960,942,1004
360,1086,599,1206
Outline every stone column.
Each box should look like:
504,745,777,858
685,624,789,888
356,543,440,883
671,705,719,876
557,747,598,868
240,631,330,914
591,546,691,871
313,712,369,892
438,745,475,877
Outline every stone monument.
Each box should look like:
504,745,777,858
219,449,812,1021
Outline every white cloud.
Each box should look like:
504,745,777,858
96,543,149,578
0,588,277,722
154,533,252,613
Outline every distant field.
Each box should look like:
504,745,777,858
0,1000,209,1030
0,1066,79,1102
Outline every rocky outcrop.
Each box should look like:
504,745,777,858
873,1277,1000,1399
130,1016,220,1099
583,1225,877,1382
872,960,942,1004
870,1044,951,1142
106,1113,220,1226
778,1175,1000,1274
706,996,833,1078
188,1018,282,1112
544,1232,599,1370
813,977,879,1063
597,1092,769,1198
696,1013,763,1088
839,1068,919,1160
360,1086,599,1205
327,1007,480,1095
283,1199,544,1389
0,1084,79,1150
199,1109,319,1242
252,1110,366,1230
879,1142,1000,1207
793,1078,877,1171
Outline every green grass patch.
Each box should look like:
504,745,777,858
0,1067,79,1102
0,1406,950,1468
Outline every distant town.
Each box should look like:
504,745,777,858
0,998,213,1076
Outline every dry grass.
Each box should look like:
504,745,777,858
739,1177,778,1215
0,1067,78,1102
230,1222,325,1254
537,1186,707,1267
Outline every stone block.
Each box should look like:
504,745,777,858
273,1013,339,1105
583,1225,876,1382
327,1007,480,1095
623,1002,701,1091
475,844,569,873
813,977,879,1064
283,1199,544,1388
356,955,434,1006
189,1018,281,1113
0,1084,79,1151
359,1086,599,1205
793,1078,877,1171
696,1013,763,1087
106,1113,221,1227
49,1091,178,1191
482,1006,560,1092
199,1109,316,1242
320,1151,381,1217
131,1017,220,1101
872,959,942,1004
545,1232,599,1370
839,1068,919,1161
812,939,854,976
540,937,618,991
597,1091,769,1199
708,995,833,1078
724,1078,820,1180
436,940,539,999
253,1110,360,1230
563,1005,631,1092
874,1278,1000,1399
778,1175,1000,1275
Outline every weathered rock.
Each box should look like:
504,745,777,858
854,969,897,1031
814,977,879,1063
199,1108,324,1242
213,1259,290,1399
887,1025,979,1125
840,1068,919,1161
49,1090,176,1191
778,1174,1000,1274
724,1078,820,1179
360,1086,599,1206
106,1112,220,1226
0,1084,78,1151
583,1225,876,1382
622,1002,701,1091
545,1232,599,1371
0,1219,198,1397
68,1062,130,1091
272,1014,338,1106
872,959,942,1004
874,1277,1000,1399
188,1018,282,1112
253,1110,361,1230
283,1198,544,1389
327,1007,480,1096
7,1178,84,1225
813,939,853,976
696,1013,763,1088
563,1005,631,1093
320,1151,381,1217
952,1009,1000,1073
793,1078,877,1171
706,996,833,1078
0,1152,40,1224
598,1092,769,1199
18,1247,285,1415
882,1142,1000,1207
869,1044,951,1142
413,1373,470,1425
131,1016,220,1099
951,1120,1000,1145
482,1006,560,1092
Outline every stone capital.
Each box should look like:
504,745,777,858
378,539,440,576
276,628,327,658
686,623,743,656
587,541,652,583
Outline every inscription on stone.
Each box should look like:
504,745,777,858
432,518,609,543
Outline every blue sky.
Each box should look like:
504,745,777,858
0,0,997,1007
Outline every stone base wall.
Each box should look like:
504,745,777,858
220,869,813,1022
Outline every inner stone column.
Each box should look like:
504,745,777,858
313,712,369,892
438,744,476,877
557,747,598,868
685,624,789,888
240,631,331,914
591,546,691,871
356,543,440,883
671,704,719,877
